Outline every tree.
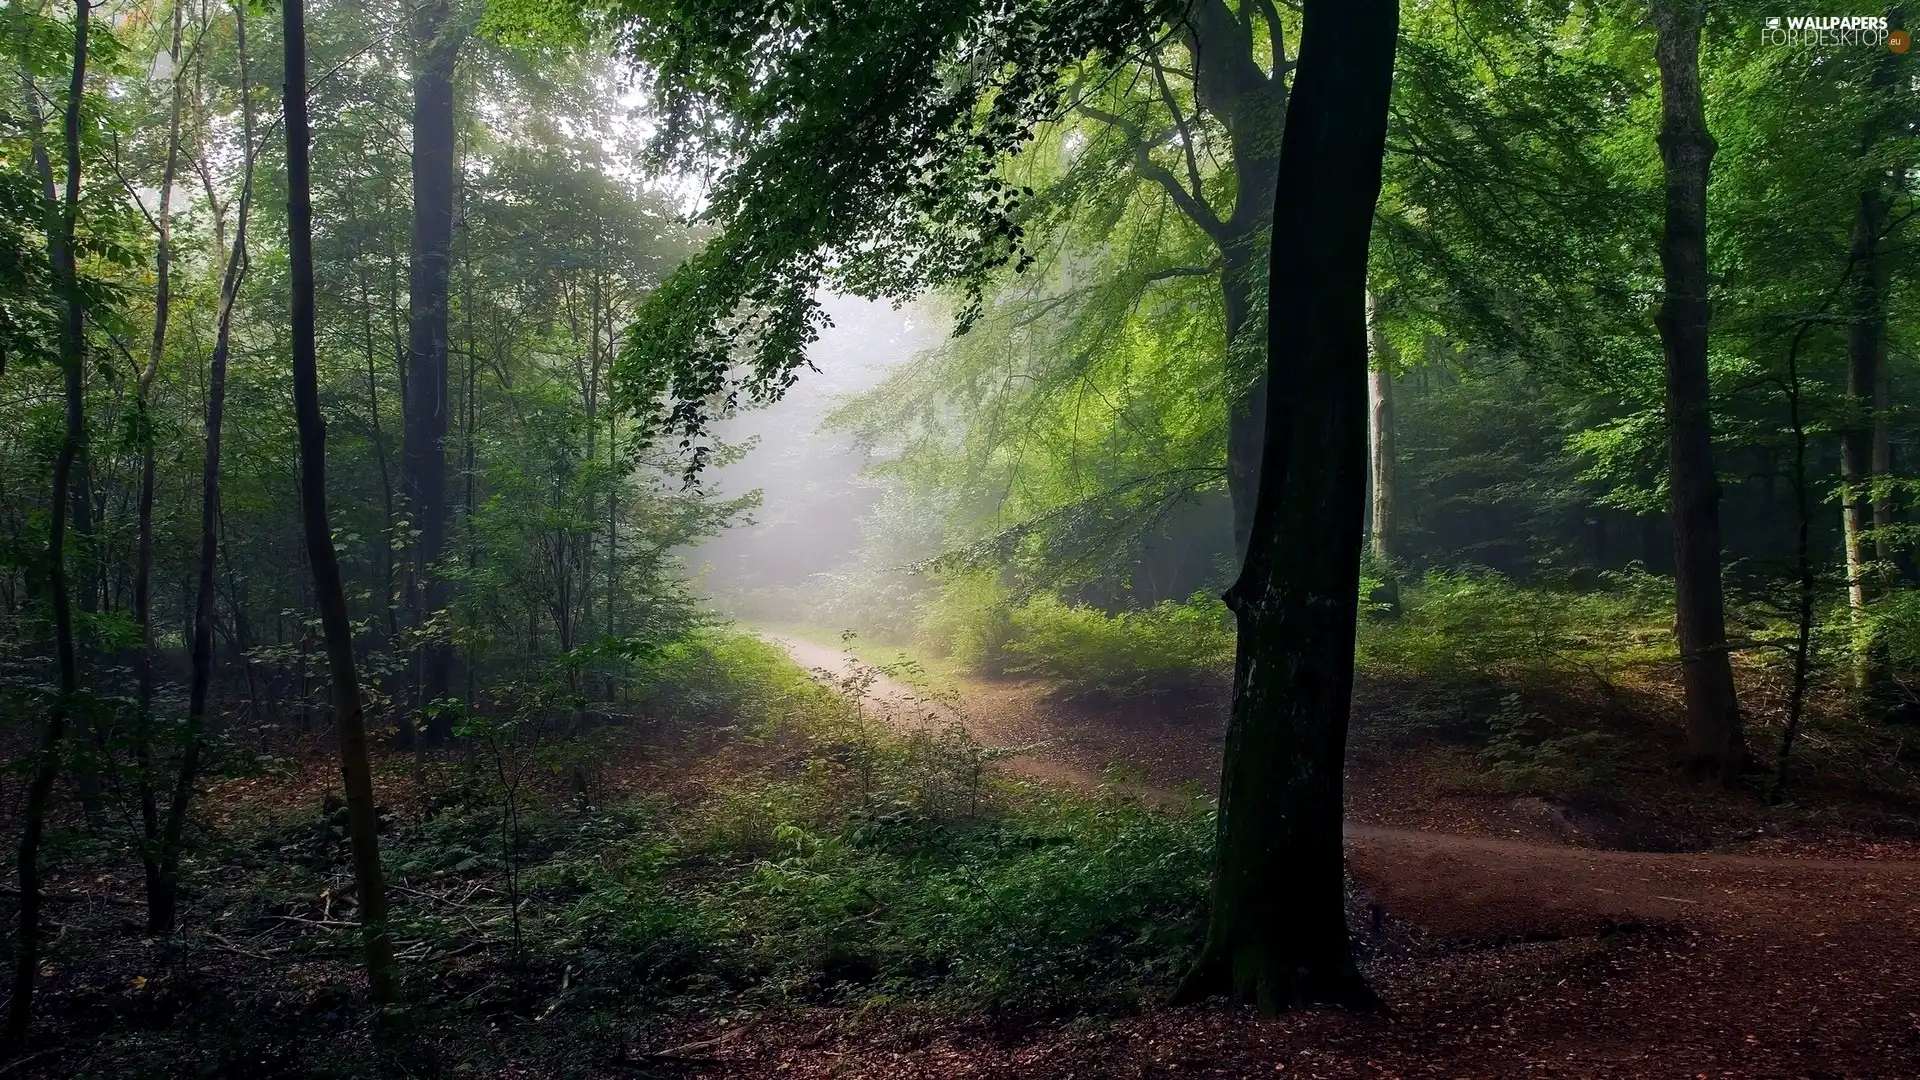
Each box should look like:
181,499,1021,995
1173,0,1397,1012
403,0,470,739
1366,285,1396,568
8,0,90,1049
132,0,188,931
284,0,399,1005
148,0,258,935
1652,0,1744,785
1069,0,1289,561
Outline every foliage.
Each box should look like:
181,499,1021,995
593,0,1180,476
1477,692,1619,795
1004,592,1232,696
1355,568,1675,686
366,632,1214,1015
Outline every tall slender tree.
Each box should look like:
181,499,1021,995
1367,285,1396,565
134,0,189,923
1176,0,1398,1013
149,0,257,935
1652,0,1744,785
8,0,91,1049
284,0,399,1005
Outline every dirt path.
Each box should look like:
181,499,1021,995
765,631,1920,936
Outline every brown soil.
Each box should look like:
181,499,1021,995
749,634,1920,1079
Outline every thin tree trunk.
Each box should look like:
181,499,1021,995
8,0,90,1049
18,10,102,823
136,0,188,914
403,0,462,737
1365,286,1399,614
1175,0,1397,1015
284,0,399,1006
1873,361,1895,564
1842,184,1889,689
1366,287,1396,564
148,0,254,935
1652,0,1744,785
1771,324,1817,804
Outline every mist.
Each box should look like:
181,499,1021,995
689,294,940,621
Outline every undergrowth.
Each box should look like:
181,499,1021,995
242,630,1214,1022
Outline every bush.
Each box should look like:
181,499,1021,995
1356,567,1673,685
1478,692,1618,793
1003,593,1233,696
917,570,1019,672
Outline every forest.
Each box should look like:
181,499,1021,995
2,0,1918,1076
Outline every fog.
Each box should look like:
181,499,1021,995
688,295,941,619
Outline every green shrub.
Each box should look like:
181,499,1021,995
917,570,1019,672
1477,692,1618,793
635,628,846,730
1003,593,1233,695
1356,568,1672,684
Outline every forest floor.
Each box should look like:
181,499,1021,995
723,633,1920,1079
9,632,1920,1079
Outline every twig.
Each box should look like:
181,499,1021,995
265,914,357,929
0,887,137,907
0,1048,63,1078
647,1016,764,1060
209,933,281,960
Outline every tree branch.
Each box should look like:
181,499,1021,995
1149,51,1209,223
1075,100,1225,238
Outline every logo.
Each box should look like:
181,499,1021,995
1761,14,1901,49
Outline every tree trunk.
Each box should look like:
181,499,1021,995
1187,0,1284,567
1365,287,1399,614
1652,0,1744,786
1175,0,1397,1014
1842,187,1886,614
148,0,254,935
1843,183,1890,693
403,0,462,737
284,0,399,1006
1366,287,1396,564
135,0,187,916
8,0,90,1049
1223,246,1265,563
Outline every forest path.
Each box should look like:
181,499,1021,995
759,632,1920,944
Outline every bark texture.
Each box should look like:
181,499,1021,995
1652,0,1744,785
1175,0,1398,1014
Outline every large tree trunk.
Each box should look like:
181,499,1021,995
403,0,462,738
284,0,399,1006
148,0,254,935
8,0,90,1049
1175,0,1398,1014
1652,0,1744,786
